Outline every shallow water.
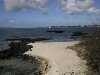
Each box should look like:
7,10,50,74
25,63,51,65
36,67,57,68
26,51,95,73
0,27,96,50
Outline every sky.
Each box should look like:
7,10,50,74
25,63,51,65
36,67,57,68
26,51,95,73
0,0,100,28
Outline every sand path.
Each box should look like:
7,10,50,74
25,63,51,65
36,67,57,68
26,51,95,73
25,41,86,75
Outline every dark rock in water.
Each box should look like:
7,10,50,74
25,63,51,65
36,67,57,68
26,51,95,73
33,38,51,42
0,37,51,74
0,66,4,70
0,37,51,59
47,30,64,33
6,37,51,43
70,36,78,39
0,42,32,59
71,32,88,36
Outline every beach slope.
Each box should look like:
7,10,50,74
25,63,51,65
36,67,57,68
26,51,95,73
25,41,86,75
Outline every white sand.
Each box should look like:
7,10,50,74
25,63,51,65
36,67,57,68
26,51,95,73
24,41,87,75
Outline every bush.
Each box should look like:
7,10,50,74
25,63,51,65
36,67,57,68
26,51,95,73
67,33,100,75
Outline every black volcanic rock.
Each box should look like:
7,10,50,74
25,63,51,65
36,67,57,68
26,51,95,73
71,32,88,36
0,42,32,59
0,37,51,59
47,30,64,33
6,38,51,43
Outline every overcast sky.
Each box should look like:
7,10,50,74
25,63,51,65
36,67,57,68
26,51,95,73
0,0,100,28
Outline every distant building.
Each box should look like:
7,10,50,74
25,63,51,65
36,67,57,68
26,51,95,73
48,26,51,28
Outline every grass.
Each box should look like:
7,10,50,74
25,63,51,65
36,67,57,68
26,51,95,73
67,33,100,75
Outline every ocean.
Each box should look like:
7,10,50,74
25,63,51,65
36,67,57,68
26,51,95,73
0,26,97,50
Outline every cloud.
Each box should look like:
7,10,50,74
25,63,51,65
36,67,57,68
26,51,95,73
4,0,47,12
4,0,100,14
87,7,100,14
60,0,100,15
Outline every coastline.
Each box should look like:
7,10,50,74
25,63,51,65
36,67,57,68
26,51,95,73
25,41,87,75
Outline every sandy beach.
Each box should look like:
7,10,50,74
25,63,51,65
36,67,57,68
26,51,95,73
25,41,87,75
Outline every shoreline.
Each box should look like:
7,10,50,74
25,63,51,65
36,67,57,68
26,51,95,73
25,41,87,75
